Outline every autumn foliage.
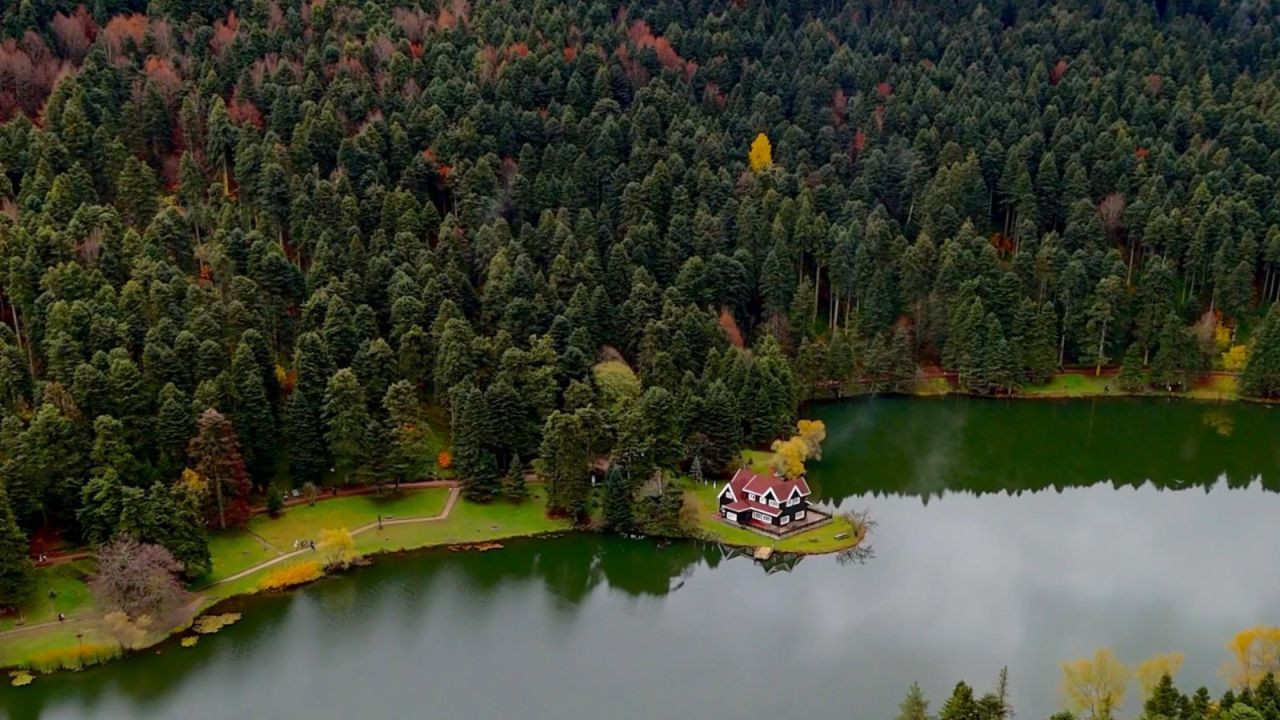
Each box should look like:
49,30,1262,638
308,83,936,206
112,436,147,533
1223,627,1280,689
748,133,773,172
769,419,826,479
258,561,324,591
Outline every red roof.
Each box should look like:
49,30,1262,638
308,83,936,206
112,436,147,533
719,468,810,516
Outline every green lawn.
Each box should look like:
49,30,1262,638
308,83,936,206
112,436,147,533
0,623,117,669
738,449,774,474
200,531,279,585
1,560,95,632
355,487,569,554
193,488,452,587
1022,372,1115,397
247,488,451,550
914,375,953,396
684,480,861,554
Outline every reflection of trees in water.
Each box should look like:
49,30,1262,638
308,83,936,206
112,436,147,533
1202,408,1235,437
449,536,849,600
446,536,720,604
809,397,1280,503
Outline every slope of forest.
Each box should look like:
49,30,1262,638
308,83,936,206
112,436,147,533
3,0,1280,605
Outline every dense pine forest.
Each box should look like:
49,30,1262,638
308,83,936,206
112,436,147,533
3,0,1280,604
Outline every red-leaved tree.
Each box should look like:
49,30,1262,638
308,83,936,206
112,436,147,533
187,409,252,530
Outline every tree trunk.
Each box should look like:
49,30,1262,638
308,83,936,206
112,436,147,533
214,477,226,530
813,263,821,321
1058,313,1068,367
1094,320,1108,377
1126,240,1136,285
11,303,35,380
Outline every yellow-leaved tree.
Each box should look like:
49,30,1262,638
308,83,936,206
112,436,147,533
769,419,827,479
1061,648,1130,720
748,132,772,172
1224,627,1280,688
796,419,826,459
770,436,808,479
1136,651,1184,699
1222,344,1248,371
317,527,360,570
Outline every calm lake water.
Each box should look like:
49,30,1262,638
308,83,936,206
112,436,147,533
9,397,1280,720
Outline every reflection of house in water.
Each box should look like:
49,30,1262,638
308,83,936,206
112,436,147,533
717,544,805,574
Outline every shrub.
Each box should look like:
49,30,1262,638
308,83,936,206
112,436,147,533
436,449,453,470
25,642,122,672
258,561,323,591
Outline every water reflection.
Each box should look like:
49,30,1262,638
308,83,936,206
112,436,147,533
12,398,1280,720
809,397,1280,502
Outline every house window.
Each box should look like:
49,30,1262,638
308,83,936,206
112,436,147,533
752,511,771,523
747,493,756,501
787,498,800,507
795,510,806,520
724,511,737,522
768,499,778,508
780,516,790,525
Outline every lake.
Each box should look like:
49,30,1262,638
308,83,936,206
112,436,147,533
9,397,1280,720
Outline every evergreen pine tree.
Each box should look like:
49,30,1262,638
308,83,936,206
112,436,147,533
453,386,501,501
230,343,276,487
601,466,633,533
1116,343,1147,392
323,369,370,486
502,455,527,502
0,488,33,609
895,682,932,720
287,333,332,484
1243,305,1280,398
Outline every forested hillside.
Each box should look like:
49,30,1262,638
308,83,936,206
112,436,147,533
3,0,1280,600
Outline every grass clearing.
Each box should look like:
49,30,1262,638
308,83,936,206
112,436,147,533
201,532,278,585
915,375,952,396
356,487,569,554
1021,372,1116,397
682,480,861,554
738,449,774,474
1,561,95,632
247,488,451,550
0,624,118,670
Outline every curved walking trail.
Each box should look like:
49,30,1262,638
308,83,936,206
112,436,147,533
0,484,461,641
208,484,460,587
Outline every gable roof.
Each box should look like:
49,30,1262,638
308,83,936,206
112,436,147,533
722,467,811,503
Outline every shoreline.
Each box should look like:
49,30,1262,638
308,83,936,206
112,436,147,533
811,369,1255,405
3,486,861,678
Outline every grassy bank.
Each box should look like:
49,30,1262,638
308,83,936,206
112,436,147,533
1,487,566,672
3,476,860,675
874,370,1243,402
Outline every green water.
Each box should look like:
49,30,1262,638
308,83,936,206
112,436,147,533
7,398,1280,720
